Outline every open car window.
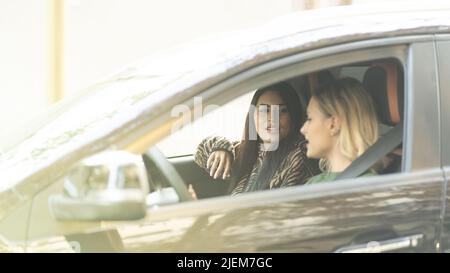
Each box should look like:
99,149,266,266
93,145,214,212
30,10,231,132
146,57,406,201
156,92,254,158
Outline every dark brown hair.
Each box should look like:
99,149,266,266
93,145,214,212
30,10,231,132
228,82,305,193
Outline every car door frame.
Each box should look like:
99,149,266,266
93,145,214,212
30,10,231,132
435,34,450,252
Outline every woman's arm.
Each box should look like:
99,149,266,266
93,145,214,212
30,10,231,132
194,136,238,171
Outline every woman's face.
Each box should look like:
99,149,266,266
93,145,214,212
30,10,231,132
300,97,334,159
254,90,292,144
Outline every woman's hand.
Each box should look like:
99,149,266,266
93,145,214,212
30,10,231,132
188,184,198,200
207,150,233,180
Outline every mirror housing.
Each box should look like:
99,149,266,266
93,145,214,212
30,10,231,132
146,187,180,208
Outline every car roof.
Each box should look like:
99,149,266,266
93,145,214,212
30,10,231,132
1,2,450,220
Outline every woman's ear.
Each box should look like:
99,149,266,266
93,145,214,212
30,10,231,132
329,116,341,136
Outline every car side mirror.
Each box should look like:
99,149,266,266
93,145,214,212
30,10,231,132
49,150,149,221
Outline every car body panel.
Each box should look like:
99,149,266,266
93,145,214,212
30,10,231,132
26,171,443,252
435,35,450,252
404,42,441,171
435,36,450,166
0,200,31,252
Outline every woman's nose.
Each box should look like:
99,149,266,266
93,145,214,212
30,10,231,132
269,108,279,122
300,122,307,135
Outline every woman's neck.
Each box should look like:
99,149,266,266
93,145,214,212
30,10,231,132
326,149,352,173
260,141,279,152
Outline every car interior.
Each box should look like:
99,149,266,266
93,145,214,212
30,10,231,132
143,58,405,201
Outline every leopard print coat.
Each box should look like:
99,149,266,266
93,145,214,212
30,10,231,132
194,136,320,195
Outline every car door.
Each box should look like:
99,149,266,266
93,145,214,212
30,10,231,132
436,34,450,253
110,38,444,253
25,37,444,253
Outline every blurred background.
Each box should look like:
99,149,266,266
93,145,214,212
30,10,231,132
0,0,406,139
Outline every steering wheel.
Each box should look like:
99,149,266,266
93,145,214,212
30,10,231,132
142,146,193,202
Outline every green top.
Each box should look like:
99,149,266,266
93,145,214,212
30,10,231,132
305,170,375,185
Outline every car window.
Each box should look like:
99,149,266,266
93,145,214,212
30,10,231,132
156,91,254,158
154,58,405,197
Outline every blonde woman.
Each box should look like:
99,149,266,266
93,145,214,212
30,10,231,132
300,77,379,185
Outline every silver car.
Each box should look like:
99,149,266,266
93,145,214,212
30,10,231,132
1,2,450,253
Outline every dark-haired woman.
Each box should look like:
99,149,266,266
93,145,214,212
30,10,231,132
194,82,320,195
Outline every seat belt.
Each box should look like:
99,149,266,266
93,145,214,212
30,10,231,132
335,121,403,180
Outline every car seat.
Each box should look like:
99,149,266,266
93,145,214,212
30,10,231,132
362,61,404,174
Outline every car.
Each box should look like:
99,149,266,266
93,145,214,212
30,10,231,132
1,1,450,253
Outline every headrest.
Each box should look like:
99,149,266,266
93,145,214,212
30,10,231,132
307,70,334,95
363,62,404,126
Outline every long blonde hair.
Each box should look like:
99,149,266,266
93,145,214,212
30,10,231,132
312,77,379,172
